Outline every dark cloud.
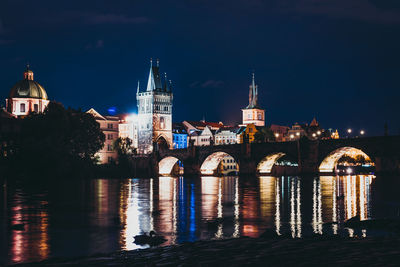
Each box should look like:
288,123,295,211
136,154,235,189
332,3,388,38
277,0,400,23
84,14,151,25
85,39,104,50
0,19,5,34
0,40,14,45
190,80,225,88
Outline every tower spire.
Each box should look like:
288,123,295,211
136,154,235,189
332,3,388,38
136,80,140,94
150,58,153,67
163,72,169,92
157,58,160,67
23,63,34,80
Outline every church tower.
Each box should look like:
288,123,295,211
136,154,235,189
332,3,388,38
137,59,173,154
242,73,265,126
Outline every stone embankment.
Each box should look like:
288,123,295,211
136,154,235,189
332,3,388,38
15,235,400,266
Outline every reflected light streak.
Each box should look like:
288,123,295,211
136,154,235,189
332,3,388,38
233,177,240,238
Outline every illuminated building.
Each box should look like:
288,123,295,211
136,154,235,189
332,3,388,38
137,59,173,154
241,73,265,127
214,127,245,145
87,108,119,164
331,129,340,139
218,155,239,175
118,114,138,149
270,124,289,142
172,123,188,149
286,123,305,141
188,125,215,146
6,65,49,117
237,123,258,143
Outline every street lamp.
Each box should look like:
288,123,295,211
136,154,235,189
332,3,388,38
290,134,294,139
296,132,300,136
360,130,365,136
312,133,316,138
347,129,352,134
317,130,321,135
275,133,279,138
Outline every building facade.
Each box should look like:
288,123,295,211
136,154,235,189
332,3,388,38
6,65,50,117
242,73,265,127
172,123,188,149
118,114,138,149
87,108,119,164
215,127,244,145
137,60,173,154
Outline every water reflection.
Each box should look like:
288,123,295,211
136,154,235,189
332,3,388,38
1,174,391,265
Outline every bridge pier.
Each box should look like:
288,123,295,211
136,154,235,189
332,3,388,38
375,156,400,174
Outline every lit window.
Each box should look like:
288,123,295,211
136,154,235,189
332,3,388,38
107,123,113,129
107,144,113,151
20,103,25,113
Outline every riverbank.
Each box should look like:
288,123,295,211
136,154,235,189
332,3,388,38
14,235,400,266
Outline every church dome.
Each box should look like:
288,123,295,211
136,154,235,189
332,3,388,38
8,66,48,100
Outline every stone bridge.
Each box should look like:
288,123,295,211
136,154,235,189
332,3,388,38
154,136,400,176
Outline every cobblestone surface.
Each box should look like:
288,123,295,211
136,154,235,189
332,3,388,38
15,236,400,266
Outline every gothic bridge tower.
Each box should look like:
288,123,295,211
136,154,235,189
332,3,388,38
137,59,173,154
242,73,265,127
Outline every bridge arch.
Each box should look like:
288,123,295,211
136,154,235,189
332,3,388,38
319,146,372,173
200,151,237,175
257,152,286,174
159,156,183,176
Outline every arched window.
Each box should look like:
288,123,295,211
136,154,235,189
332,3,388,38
20,103,25,113
160,117,165,129
258,113,262,120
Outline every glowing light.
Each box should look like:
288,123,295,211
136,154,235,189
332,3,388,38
159,156,179,175
347,129,352,134
360,130,365,135
319,147,372,173
296,132,300,136
346,168,352,174
275,133,279,138
257,153,286,173
312,133,316,137
290,134,294,139
200,152,235,175
126,113,137,122
317,131,321,135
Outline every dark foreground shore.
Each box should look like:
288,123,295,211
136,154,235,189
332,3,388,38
14,235,400,267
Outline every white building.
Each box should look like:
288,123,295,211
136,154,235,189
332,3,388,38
219,155,239,175
188,125,214,146
215,127,242,145
118,114,138,149
87,108,119,164
6,65,50,117
136,59,173,154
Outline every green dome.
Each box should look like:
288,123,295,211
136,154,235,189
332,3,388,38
9,79,48,100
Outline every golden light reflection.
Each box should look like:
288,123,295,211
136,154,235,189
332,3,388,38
312,178,322,234
10,195,50,264
158,177,178,244
259,176,279,234
341,175,373,221
290,178,302,237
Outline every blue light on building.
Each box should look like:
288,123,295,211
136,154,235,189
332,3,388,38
173,123,188,149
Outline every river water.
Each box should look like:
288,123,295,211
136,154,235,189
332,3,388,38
1,175,400,265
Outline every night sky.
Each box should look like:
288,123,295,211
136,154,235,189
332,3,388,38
1,0,400,136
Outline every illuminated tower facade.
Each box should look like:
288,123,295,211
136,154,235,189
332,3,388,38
242,73,265,127
137,59,173,154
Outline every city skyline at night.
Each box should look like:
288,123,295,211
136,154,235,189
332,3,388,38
1,1,400,136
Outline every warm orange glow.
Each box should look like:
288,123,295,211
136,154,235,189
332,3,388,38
319,147,372,172
257,153,286,173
